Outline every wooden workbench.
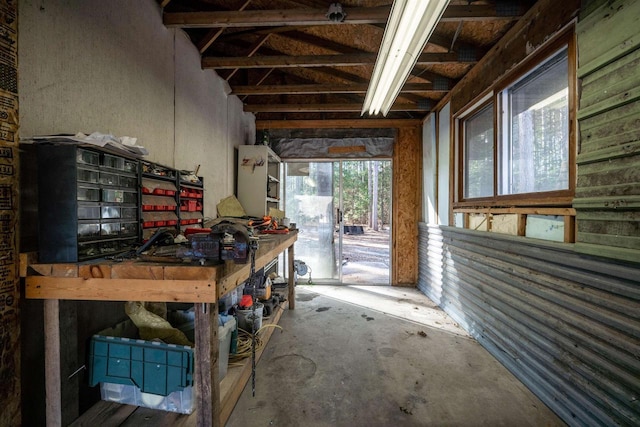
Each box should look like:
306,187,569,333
21,231,297,427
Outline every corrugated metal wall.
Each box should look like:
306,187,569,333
418,224,640,426
574,0,640,263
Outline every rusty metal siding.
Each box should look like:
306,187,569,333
575,0,640,262
418,223,640,426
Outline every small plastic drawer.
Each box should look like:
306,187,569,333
78,223,101,239
77,149,100,166
78,186,101,202
121,222,138,236
101,206,120,219
77,168,99,184
103,154,125,170
99,172,119,186
78,205,101,220
121,207,137,220
103,189,136,204
101,222,121,236
119,175,137,188
123,191,137,204
102,189,124,203
123,160,138,174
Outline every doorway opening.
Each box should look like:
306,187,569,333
284,160,391,285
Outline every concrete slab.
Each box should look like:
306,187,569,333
226,286,565,427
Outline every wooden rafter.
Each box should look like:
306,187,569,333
197,0,252,53
255,119,422,129
230,83,445,95
202,52,472,69
223,33,272,81
163,5,523,29
244,103,428,113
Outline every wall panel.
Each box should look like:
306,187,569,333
392,126,421,285
418,224,640,426
575,0,640,262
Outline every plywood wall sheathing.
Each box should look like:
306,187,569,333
392,127,421,286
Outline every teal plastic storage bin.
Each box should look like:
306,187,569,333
88,320,194,396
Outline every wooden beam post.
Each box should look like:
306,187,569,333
44,300,62,427
195,303,220,427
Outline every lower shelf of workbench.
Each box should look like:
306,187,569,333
70,300,288,427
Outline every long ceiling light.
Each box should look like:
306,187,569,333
362,0,450,116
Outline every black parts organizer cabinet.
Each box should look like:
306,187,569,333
29,143,206,263
35,144,140,262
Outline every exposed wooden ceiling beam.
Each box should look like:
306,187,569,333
164,5,522,28
256,119,422,129
164,7,390,28
202,52,470,69
231,83,444,95
223,33,272,81
245,103,427,113
196,0,252,53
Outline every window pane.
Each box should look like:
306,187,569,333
464,103,494,198
500,48,569,195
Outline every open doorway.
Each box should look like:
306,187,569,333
284,160,391,285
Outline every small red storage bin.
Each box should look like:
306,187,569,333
142,204,153,211
142,221,154,228
180,219,189,225
166,190,176,196
153,188,166,195
155,221,167,227
142,187,151,194
167,220,177,226
188,200,197,212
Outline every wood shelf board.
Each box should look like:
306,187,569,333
219,301,287,425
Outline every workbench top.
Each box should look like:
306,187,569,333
21,231,297,303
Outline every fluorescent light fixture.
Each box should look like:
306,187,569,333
362,0,450,116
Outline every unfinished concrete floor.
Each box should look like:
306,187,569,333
226,285,564,427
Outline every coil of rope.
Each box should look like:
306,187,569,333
228,321,284,367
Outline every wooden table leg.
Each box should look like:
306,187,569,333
195,302,220,427
44,299,62,427
287,243,295,310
